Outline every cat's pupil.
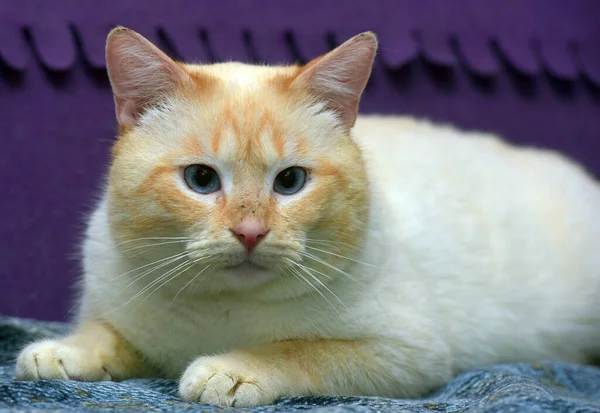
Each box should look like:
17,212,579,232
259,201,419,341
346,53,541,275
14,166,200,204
279,170,296,188
195,167,213,187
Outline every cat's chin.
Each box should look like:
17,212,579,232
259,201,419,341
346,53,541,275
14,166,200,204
220,261,275,287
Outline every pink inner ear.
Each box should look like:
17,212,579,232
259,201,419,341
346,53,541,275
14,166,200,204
115,97,140,128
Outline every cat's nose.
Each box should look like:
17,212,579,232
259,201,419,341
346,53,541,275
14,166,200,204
230,221,269,252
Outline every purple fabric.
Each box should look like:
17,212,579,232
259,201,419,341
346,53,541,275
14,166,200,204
1,0,599,320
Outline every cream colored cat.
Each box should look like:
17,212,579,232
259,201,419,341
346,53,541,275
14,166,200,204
15,27,600,407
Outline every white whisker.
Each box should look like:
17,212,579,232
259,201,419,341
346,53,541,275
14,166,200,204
112,251,188,282
114,236,191,247
132,260,204,312
121,253,189,290
121,239,191,253
286,258,357,321
62,251,188,320
280,265,317,299
304,245,381,269
171,263,213,305
286,264,343,318
302,251,388,318
102,258,193,317
304,238,357,249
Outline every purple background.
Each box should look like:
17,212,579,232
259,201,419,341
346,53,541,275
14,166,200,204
1,0,599,321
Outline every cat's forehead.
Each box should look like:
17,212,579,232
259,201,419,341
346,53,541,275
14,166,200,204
163,64,334,163
180,98,305,167
183,62,298,92
135,62,340,168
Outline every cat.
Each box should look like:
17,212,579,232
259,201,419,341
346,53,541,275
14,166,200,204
15,26,600,407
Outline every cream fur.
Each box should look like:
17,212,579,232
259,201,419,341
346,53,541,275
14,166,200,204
15,30,600,408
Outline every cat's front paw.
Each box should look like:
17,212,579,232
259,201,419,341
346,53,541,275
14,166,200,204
15,340,111,382
179,355,281,407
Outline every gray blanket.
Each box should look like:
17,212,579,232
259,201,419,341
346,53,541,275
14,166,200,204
1,316,600,412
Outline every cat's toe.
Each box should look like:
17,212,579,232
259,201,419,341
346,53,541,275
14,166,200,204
15,340,111,382
179,356,274,407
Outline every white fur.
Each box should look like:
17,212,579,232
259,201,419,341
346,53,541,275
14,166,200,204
75,115,600,383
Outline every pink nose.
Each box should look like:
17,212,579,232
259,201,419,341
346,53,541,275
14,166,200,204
230,221,269,252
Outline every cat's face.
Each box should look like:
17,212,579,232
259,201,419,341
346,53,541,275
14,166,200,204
105,28,376,296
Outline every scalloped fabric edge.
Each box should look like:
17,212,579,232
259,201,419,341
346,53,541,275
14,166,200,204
0,25,598,87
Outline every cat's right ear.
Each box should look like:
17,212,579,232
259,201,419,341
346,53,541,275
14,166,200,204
291,32,377,131
105,27,191,129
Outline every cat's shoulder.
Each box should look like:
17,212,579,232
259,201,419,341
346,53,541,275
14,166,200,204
352,115,506,149
351,114,586,175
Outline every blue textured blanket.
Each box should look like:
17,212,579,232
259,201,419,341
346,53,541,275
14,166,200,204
1,316,600,412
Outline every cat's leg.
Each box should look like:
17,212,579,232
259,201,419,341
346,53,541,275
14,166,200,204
179,338,451,407
16,320,151,381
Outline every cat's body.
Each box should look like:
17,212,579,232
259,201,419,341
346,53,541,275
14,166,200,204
16,28,600,407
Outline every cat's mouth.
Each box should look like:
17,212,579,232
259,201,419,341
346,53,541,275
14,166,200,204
223,261,266,271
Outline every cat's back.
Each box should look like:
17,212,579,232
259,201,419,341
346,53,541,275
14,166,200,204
352,115,600,212
352,114,600,368
352,114,600,264
353,115,587,182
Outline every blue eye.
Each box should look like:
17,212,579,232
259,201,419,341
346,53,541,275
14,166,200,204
274,167,306,195
184,165,221,194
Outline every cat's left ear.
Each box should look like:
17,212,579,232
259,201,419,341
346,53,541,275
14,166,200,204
105,26,192,130
291,32,377,130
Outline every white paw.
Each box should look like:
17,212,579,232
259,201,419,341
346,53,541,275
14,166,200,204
15,340,111,382
179,355,279,407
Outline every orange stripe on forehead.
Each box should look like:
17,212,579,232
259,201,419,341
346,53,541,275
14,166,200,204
256,107,270,135
226,105,242,145
182,134,205,156
245,133,255,157
253,107,283,159
211,101,289,161
269,123,285,158
211,128,222,154
243,107,270,158
241,100,257,135
295,136,308,156
210,104,241,157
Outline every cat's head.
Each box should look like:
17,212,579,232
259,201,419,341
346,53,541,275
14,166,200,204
105,27,376,297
